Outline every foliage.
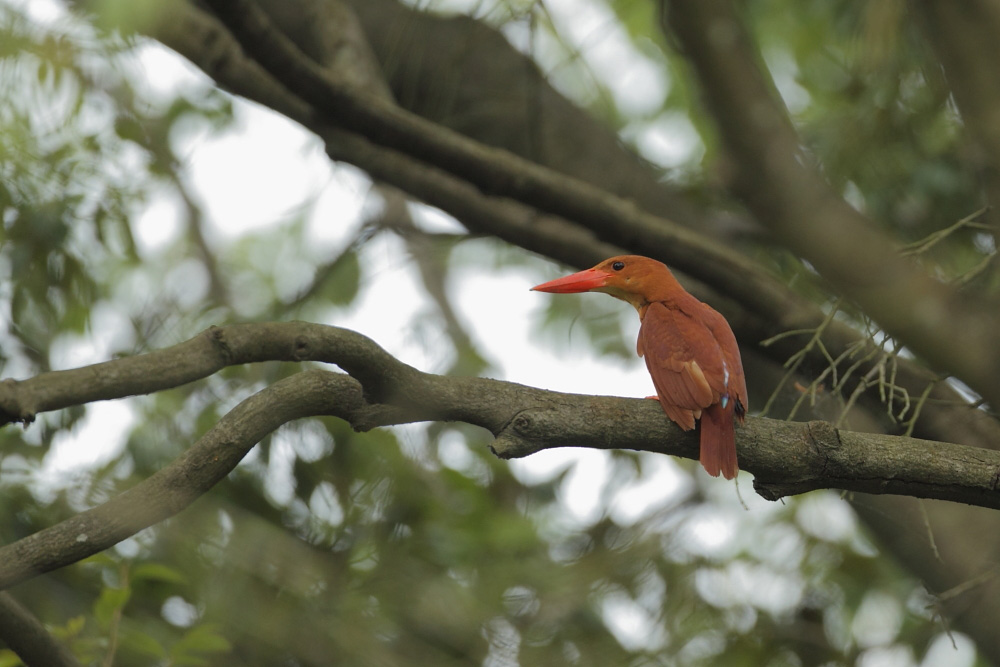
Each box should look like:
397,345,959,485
0,1,993,666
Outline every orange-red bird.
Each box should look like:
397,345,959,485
532,255,747,479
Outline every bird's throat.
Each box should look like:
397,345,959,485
596,285,648,315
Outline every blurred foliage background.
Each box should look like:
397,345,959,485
0,0,993,665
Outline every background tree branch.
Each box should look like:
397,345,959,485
341,0,757,242
0,592,81,667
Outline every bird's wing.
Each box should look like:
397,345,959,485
698,302,749,418
638,301,727,430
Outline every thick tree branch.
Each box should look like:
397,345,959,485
343,0,756,242
661,0,1000,409
142,0,623,271
1,322,1000,593
0,367,362,590
0,592,81,667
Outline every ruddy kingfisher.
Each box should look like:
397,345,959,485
532,255,747,479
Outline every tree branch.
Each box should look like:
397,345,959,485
343,0,757,242
1,322,1000,591
0,592,81,667
142,0,623,271
661,0,1000,409
0,367,361,590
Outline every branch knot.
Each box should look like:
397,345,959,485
292,335,311,361
208,325,233,364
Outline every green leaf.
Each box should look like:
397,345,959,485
49,615,87,641
323,248,361,306
0,649,24,667
94,586,131,628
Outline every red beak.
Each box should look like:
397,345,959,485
531,267,612,293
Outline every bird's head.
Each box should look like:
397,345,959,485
531,255,678,311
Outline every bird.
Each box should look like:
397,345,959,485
531,255,747,479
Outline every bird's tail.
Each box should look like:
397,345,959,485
699,402,739,480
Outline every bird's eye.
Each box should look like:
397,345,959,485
612,261,625,271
